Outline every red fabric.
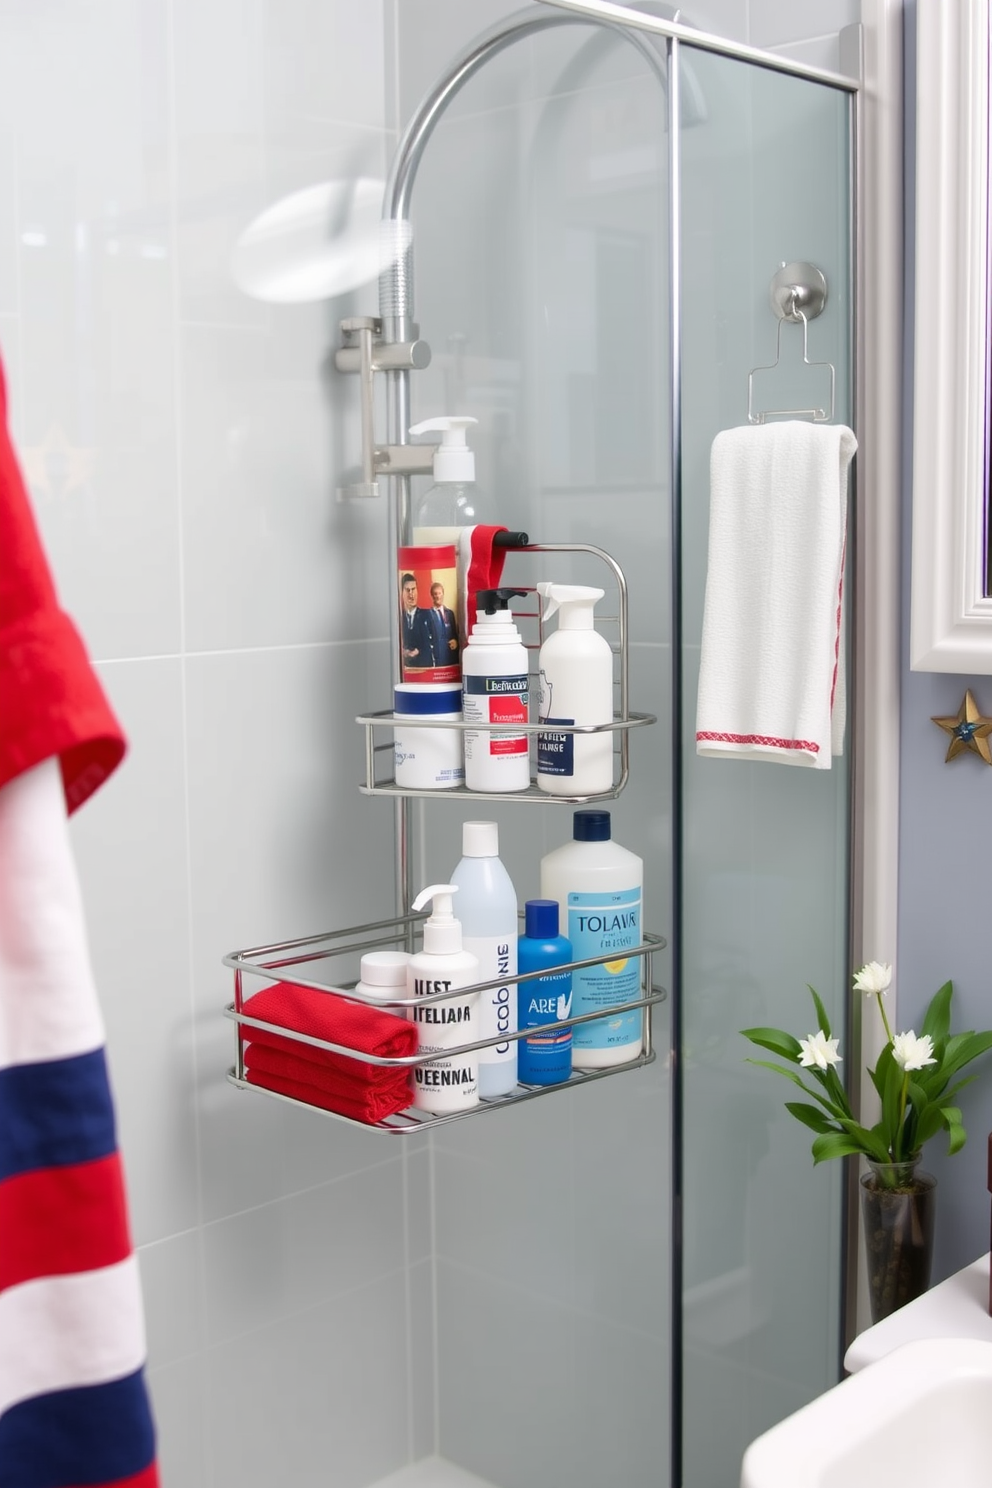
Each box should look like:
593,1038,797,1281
0,361,125,812
466,525,509,627
244,1040,412,1119
245,1065,413,1125
0,1154,132,1291
240,981,418,1079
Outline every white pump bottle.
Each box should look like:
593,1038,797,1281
536,583,613,796
410,416,482,544
408,883,480,1114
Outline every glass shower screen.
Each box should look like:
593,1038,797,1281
677,43,852,1488
392,10,854,1488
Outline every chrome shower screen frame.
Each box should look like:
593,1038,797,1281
376,9,860,1485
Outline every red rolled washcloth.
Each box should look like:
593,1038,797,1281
244,1042,413,1125
246,1068,412,1124
239,980,417,1081
244,1039,412,1105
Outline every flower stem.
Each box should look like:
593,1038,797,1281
896,1072,909,1160
875,989,894,1045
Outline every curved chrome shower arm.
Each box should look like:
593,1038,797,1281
379,5,669,337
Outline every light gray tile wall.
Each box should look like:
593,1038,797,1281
0,2,423,1485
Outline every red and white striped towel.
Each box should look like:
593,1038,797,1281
0,354,158,1488
695,421,857,769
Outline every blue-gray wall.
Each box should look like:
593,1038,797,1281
898,0,992,1282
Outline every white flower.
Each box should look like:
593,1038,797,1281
891,1030,937,1072
798,1029,842,1070
853,961,893,996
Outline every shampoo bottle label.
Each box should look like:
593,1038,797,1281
411,975,478,1110
462,674,529,756
536,717,574,777
566,888,641,1051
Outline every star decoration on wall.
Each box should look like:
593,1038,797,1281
931,690,992,764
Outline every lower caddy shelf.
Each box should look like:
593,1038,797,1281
224,911,667,1135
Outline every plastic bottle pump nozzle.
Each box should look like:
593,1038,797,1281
408,416,478,482
413,883,464,954
475,587,527,616
537,582,605,628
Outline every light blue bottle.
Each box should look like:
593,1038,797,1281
517,899,572,1086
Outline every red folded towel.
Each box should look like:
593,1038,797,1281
244,1055,413,1126
460,525,509,631
244,1039,412,1108
240,981,417,1079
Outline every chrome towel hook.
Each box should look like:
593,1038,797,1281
747,260,836,425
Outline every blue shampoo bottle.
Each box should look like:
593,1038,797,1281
517,899,572,1086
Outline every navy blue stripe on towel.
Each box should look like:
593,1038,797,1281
0,1049,117,1183
0,1371,156,1488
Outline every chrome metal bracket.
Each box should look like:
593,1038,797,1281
334,317,434,499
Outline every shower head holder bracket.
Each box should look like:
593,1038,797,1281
334,316,434,499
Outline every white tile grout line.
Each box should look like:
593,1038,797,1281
163,2,213,1482
93,635,390,667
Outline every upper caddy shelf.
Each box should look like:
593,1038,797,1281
357,541,656,803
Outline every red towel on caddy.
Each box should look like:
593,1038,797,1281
0,356,158,1486
239,981,418,1123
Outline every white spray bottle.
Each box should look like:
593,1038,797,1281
408,884,480,1114
536,583,613,796
410,416,483,544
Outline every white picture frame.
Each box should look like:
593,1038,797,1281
910,1,992,672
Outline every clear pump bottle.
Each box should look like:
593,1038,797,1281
410,416,484,545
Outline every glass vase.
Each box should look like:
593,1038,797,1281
860,1156,937,1323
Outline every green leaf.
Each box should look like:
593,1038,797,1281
807,985,832,1041
822,1064,854,1119
906,1080,928,1115
741,1027,803,1061
942,1106,967,1156
881,1054,905,1153
921,980,953,1044
914,1102,948,1148
835,1118,890,1164
785,1101,837,1134
939,1030,992,1084
812,1132,869,1164
745,1060,849,1117
870,1041,895,1102
939,1074,977,1107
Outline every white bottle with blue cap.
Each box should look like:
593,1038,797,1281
539,810,643,1068
393,682,464,790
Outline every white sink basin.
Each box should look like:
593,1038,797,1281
741,1337,992,1488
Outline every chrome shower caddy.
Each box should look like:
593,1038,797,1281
225,912,666,1134
358,540,656,802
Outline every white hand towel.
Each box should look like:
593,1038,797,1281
695,421,857,768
